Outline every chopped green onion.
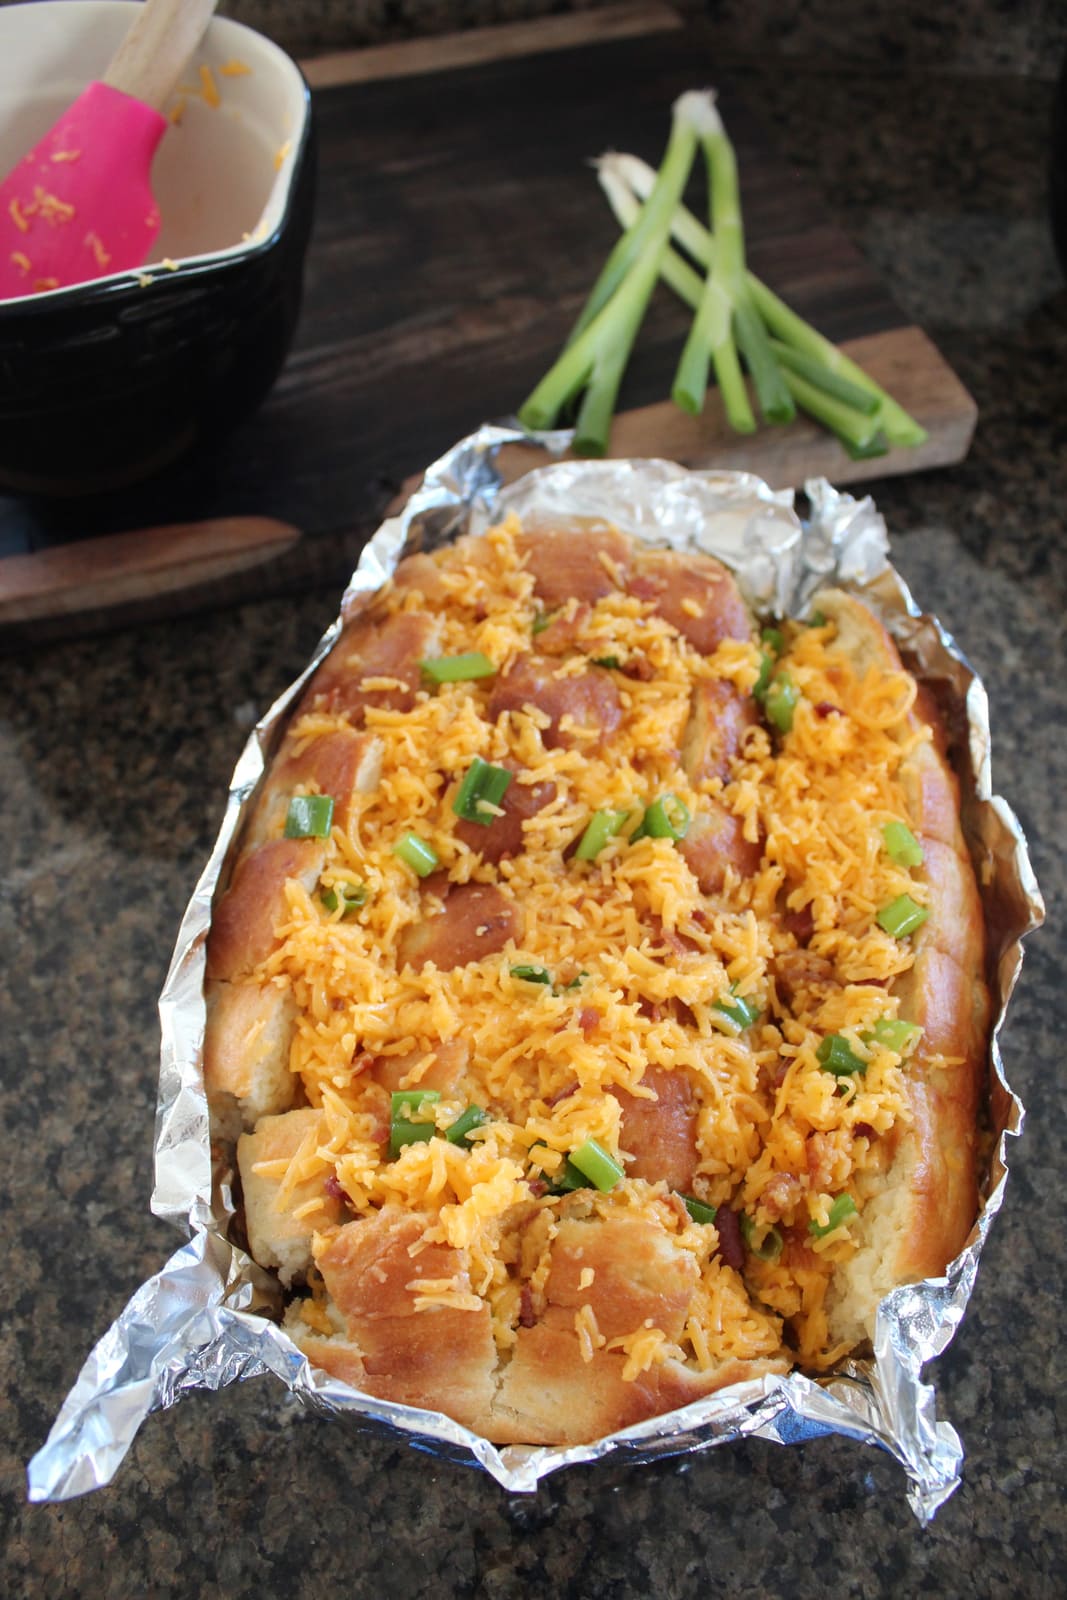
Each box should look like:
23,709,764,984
760,626,784,655
592,655,621,670
817,1034,867,1078
552,1158,591,1193
641,793,691,842
392,831,439,877
876,894,929,938
320,882,370,916
764,672,800,733
532,611,552,635
713,991,760,1031
389,1090,442,1158
809,1194,857,1238
882,821,924,867
446,1105,489,1146
511,963,552,986
391,1089,442,1116
575,807,630,861
452,756,513,826
862,1017,921,1053
740,1214,784,1261
753,651,775,701
806,610,827,628
680,1193,717,1225
568,1138,625,1193
284,794,334,839
421,651,496,684
390,1119,436,1156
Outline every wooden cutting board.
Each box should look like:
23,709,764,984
0,2,975,645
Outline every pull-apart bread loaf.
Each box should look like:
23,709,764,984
203,515,989,1445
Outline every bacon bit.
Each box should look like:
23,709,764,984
219,59,252,77
619,654,655,681
32,277,59,293
546,1081,578,1108
759,1172,803,1220
324,1173,351,1205
33,186,75,225
806,1132,834,1190
714,1207,745,1270
85,232,110,269
472,602,488,621
814,701,843,719
577,1007,601,1036
858,977,889,988
518,1285,537,1327
8,198,29,233
854,1122,876,1141
526,1178,547,1199
50,148,81,163
782,903,814,946
9,251,30,275
350,1052,374,1076
274,140,292,172
199,63,221,108
638,999,664,1023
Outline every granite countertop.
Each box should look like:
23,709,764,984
1,33,1064,1600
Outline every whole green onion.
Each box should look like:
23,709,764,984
817,1034,867,1077
453,756,513,826
284,794,335,839
575,807,630,861
568,1138,625,1193
393,831,439,877
876,894,929,938
680,1193,718,1225
882,820,924,867
421,651,496,684
809,1193,857,1238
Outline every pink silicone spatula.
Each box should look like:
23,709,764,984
0,0,219,301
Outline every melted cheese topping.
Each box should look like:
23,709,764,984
249,517,933,1373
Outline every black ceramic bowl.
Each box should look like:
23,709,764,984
0,2,316,496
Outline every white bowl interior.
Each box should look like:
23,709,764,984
0,1,308,274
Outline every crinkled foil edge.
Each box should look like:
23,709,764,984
27,426,1044,1523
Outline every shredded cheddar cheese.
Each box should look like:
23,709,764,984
235,516,946,1389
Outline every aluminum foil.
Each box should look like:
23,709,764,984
27,425,1043,1522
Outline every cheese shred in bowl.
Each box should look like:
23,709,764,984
203,513,988,1446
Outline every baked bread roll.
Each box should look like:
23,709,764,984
202,516,989,1443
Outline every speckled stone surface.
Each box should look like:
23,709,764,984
2,36,1065,1600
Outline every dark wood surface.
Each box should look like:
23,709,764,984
0,13,973,642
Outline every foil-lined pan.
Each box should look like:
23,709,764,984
27,426,1043,1522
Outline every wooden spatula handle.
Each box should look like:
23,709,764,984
103,0,220,110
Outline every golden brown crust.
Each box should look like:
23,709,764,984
206,837,324,983
813,590,989,1320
